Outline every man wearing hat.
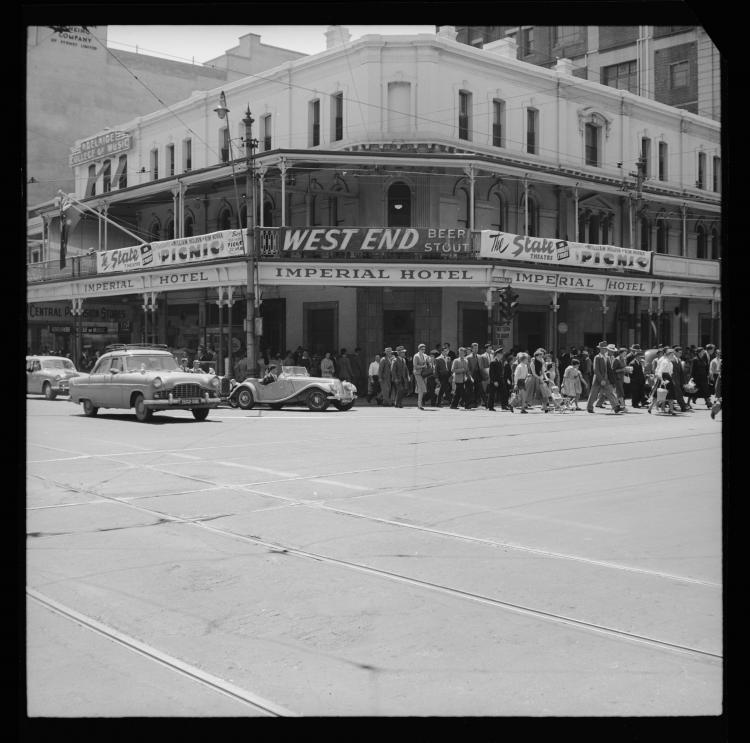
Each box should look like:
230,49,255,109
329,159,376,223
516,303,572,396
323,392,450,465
595,344,619,408
612,347,631,410
587,341,622,414
627,345,647,408
671,346,691,412
391,346,411,408
434,345,453,407
378,347,395,406
689,346,712,408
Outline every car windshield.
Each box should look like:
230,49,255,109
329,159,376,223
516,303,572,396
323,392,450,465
124,355,180,372
41,359,75,370
281,366,309,377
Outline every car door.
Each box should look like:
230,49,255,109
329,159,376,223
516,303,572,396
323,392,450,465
86,357,112,406
103,355,126,407
26,358,37,393
257,377,295,403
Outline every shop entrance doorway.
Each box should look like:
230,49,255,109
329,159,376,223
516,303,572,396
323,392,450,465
383,309,414,351
517,311,546,353
260,298,286,356
304,302,337,357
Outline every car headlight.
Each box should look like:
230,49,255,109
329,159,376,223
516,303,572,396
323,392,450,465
153,377,163,389
54,374,62,381
210,376,220,389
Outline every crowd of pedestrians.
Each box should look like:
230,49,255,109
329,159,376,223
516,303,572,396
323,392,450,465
361,340,722,417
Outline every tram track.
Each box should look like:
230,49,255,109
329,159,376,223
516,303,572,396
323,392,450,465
26,587,298,717
27,469,722,664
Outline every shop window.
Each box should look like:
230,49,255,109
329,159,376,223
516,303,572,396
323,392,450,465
585,123,600,166
387,182,411,227
115,155,127,189
218,207,232,231
602,60,637,93
641,137,651,178
526,108,538,154
656,218,669,254
183,138,192,172
713,156,721,192
459,90,472,141
102,160,111,193
658,141,668,181
86,164,97,197
167,144,175,176
309,99,320,147
639,216,650,251
331,92,343,142
696,224,707,259
220,127,229,163
492,99,505,148
710,227,719,260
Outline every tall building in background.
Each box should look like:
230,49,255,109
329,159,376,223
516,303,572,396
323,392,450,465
451,26,720,121
26,25,306,208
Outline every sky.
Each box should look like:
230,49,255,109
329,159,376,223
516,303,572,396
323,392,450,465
106,26,438,65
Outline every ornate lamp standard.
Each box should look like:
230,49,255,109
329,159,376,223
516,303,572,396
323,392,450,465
242,105,259,377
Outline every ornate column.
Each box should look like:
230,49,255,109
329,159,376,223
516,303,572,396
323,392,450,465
258,165,267,227
141,292,159,344
464,165,475,231
70,298,84,364
549,291,560,356
279,157,288,227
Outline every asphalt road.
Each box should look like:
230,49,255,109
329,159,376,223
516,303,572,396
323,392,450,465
25,395,723,717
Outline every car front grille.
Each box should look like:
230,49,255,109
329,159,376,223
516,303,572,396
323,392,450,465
172,383,203,398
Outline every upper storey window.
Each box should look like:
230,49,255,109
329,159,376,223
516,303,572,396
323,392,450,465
459,90,472,141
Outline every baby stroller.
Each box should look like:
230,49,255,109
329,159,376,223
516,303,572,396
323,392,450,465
549,385,577,413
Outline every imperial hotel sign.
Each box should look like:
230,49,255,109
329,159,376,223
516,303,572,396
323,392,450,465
69,131,131,166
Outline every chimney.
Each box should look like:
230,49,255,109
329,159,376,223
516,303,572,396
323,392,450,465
555,57,574,75
437,26,458,41
325,25,351,49
483,37,518,59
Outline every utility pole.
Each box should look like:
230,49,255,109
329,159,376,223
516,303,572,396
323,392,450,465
243,106,259,377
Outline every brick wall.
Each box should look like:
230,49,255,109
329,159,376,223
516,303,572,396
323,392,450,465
654,42,698,112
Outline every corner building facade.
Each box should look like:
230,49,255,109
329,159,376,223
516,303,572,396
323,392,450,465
27,28,721,371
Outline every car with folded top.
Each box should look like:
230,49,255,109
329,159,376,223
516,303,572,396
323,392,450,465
68,344,221,421
230,365,357,411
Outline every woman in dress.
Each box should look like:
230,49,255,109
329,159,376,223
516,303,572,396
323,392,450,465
561,358,585,410
527,348,552,412
320,351,335,378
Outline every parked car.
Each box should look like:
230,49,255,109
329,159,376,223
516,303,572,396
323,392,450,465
229,366,357,411
26,355,79,399
68,344,221,421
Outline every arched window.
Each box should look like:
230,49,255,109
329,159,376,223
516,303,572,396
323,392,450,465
710,227,719,260
656,217,669,254
165,218,175,240
600,214,611,245
696,224,707,259
523,194,538,237
149,219,161,242
387,182,411,227
639,216,650,251
263,200,274,227
588,213,600,244
184,214,194,237
577,210,587,242
492,193,505,231
218,207,232,231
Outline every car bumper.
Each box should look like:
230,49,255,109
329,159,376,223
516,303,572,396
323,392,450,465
52,383,71,394
145,395,220,410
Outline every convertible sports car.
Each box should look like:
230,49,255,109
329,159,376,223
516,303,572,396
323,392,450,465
26,355,80,399
230,366,357,411
68,344,221,421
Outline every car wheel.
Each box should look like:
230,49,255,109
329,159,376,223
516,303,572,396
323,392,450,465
134,393,153,422
81,399,98,417
192,408,209,421
228,396,239,408
332,400,355,411
306,389,329,412
43,382,56,400
237,388,255,410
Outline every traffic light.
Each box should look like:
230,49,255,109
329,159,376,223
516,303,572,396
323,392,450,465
505,286,520,321
492,288,507,324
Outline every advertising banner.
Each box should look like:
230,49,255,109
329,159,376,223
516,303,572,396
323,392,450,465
69,131,131,166
262,227,475,256
479,230,652,273
97,230,246,273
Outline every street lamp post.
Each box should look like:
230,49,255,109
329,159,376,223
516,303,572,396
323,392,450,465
242,106,259,377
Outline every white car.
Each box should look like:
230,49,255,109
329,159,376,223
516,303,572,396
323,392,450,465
26,355,79,399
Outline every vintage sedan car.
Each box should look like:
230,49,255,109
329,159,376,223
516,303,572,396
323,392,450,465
230,366,357,411
68,344,221,421
26,355,80,399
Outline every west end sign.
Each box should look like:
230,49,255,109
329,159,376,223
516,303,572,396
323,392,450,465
69,131,132,166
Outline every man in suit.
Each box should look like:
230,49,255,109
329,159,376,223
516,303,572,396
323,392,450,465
587,341,622,414
392,346,411,408
467,342,486,409
487,348,505,411
378,347,394,406
627,345,647,408
434,347,452,407
449,347,471,409
671,346,691,412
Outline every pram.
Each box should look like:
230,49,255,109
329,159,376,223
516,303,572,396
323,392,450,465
549,385,577,413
